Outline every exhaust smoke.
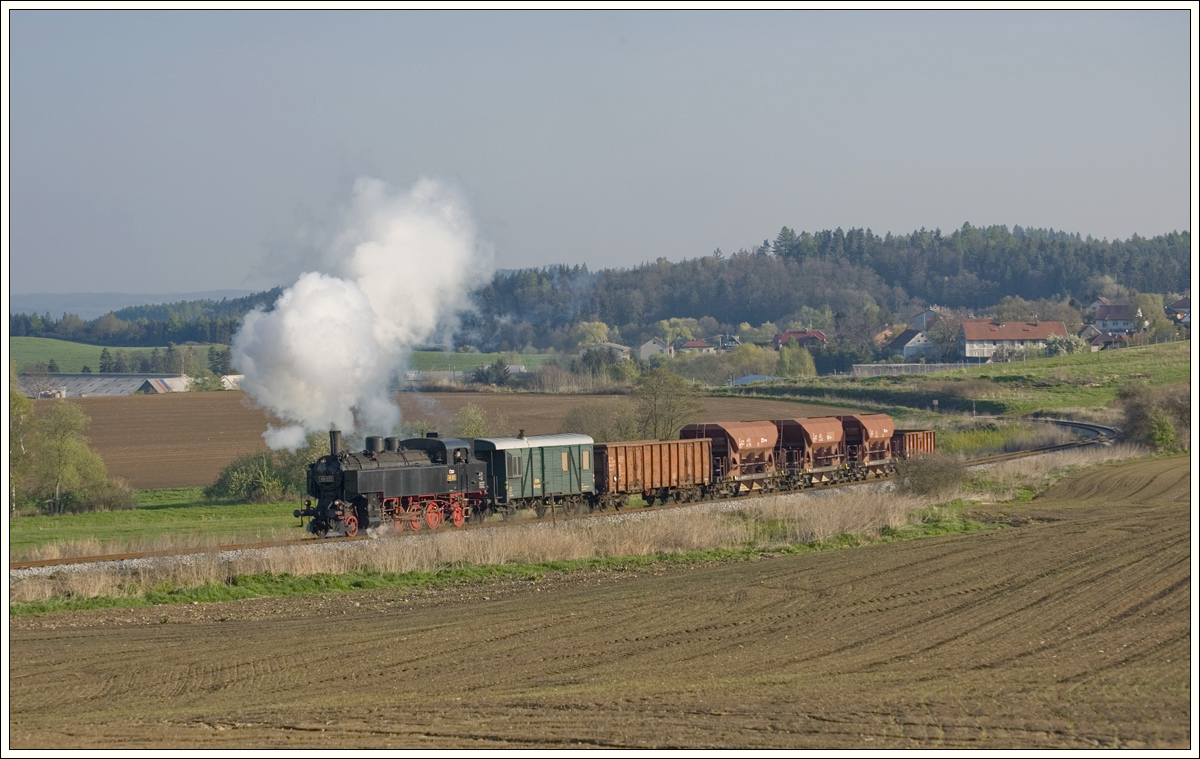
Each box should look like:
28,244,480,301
233,177,493,449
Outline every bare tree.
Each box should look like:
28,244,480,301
633,369,705,440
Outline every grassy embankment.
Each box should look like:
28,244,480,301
10,445,1154,614
9,335,555,374
716,340,1190,417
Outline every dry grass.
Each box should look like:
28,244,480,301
12,526,297,563
736,489,924,544
965,443,1148,501
11,444,1153,605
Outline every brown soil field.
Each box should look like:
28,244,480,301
8,456,1191,749
37,392,859,489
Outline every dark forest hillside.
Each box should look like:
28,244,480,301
10,225,1190,354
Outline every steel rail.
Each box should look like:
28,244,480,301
9,419,1116,571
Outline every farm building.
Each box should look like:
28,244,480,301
18,373,205,398
578,342,633,360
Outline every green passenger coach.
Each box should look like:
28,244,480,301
472,433,595,518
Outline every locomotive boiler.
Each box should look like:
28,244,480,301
296,430,487,537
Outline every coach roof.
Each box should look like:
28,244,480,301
474,433,595,451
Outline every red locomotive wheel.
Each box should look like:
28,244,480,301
426,502,444,530
407,503,423,531
452,504,465,527
344,515,359,538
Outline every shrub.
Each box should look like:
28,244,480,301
205,431,327,503
1148,414,1177,451
1118,382,1189,450
894,452,967,496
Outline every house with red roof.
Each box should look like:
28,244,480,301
958,319,1068,362
771,329,827,350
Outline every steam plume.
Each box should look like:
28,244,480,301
233,177,493,449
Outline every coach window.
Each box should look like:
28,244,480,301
561,451,569,471
582,450,590,470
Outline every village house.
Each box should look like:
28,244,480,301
1085,296,1112,314
638,337,674,360
1093,304,1146,334
911,307,940,331
958,319,1068,362
673,338,716,354
771,329,827,350
886,329,942,362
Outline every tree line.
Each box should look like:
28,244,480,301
461,225,1188,353
10,225,1188,362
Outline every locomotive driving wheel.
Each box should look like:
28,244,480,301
343,515,359,538
406,502,423,531
452,503,465,527
426,502,444,530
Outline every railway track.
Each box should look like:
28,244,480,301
9,418,1118,572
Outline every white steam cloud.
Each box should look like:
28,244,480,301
233,177,493,449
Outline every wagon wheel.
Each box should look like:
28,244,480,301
502,506,516,522
643,493,655,507
452,503,465,527
533,499,547,519
343,515,359,538
426,502,444,530
407,502,423,531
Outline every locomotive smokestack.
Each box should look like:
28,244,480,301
330,430,341,457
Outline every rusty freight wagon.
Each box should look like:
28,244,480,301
890,429,937,459
593,438,713,508
679,421,778,496
773,417,849,487
837,414,897,477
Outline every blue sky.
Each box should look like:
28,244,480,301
7,8,1195,294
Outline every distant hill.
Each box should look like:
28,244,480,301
9,291,257,320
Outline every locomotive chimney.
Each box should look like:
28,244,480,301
329,430,341,457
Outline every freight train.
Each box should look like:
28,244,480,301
295,415,935,537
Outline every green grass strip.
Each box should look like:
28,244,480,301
11,501,993,616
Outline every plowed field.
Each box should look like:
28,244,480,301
36,392,857,489
8,456,1191,749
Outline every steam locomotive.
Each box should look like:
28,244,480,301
296,415,935,537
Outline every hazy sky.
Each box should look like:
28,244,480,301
7,8,1195,295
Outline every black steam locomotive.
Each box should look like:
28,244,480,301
296,430,487,537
